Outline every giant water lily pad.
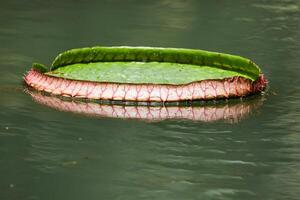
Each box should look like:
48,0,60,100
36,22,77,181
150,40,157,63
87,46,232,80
24,46,267,102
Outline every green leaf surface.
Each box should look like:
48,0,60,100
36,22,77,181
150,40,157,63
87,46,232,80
32,63,48,73
51,46,261,81
47,61,254,85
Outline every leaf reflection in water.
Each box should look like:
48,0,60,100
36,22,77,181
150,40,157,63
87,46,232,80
26,89,265,123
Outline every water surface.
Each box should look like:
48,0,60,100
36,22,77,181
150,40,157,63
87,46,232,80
1,0,300,200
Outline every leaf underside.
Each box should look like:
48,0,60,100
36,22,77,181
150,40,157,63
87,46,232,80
47,61,254,85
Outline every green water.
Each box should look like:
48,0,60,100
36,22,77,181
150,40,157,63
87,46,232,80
1,1,300,200
48,62,252,84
